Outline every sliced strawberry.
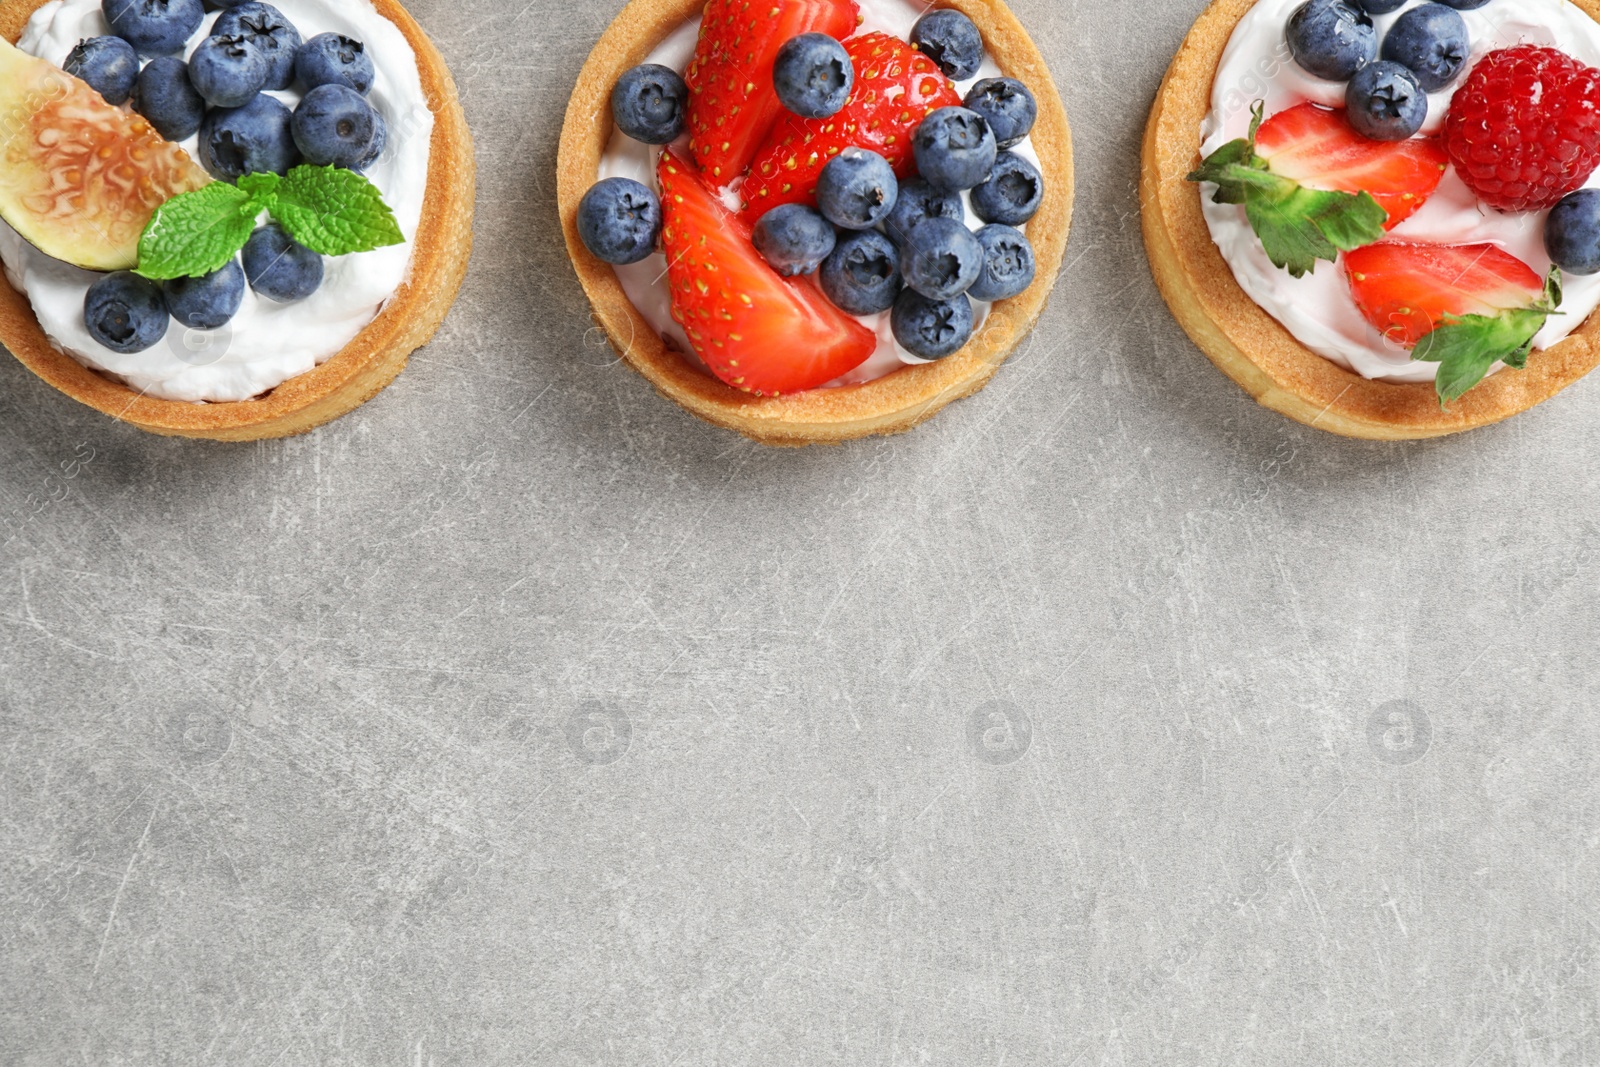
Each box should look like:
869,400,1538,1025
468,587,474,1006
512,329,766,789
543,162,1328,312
1344,241,1545,347
738,32,961,226
684,0,860,184
657,149,876,396
1255,102,1448,229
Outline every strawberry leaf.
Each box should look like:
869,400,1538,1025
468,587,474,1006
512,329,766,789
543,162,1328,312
1413,269,1564,407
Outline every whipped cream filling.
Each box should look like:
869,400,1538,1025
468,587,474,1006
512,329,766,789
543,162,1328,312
1200,0,1600,384
0,0,433,403
596,0,1042,388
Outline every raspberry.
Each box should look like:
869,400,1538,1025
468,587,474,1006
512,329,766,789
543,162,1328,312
1444,46,1600,213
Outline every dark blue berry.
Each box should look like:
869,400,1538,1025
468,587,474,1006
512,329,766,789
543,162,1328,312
971,151,1043,226
910,10,983,81
819,230,902,315
199,94,300,180
1432,0,1489,7
355,107,388,172
1546,189,1600,275
84,271,169,353
1352,0,1406,11
898,216,983,300
243,224,324,301
1381,3,1469,92
64,36,139,105
164,260,245,329
892,289,973,360
577,177,662,265
214,2,301,90
883,179,963,244
1345,60,1427,140
816,147,898,230
913,107,997,192
773,33,853,119
295,33,376,95
292,84,379,168
102,0,203,56
610,63,689,144
969,224,1035,302
135,57,206,141
963,78,1036,150
752,204,837,277
189,34,269,108
1286,0,1376,82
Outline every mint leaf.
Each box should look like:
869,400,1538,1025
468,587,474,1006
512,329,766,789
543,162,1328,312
1413,269,1564,407
237,171,282,203
270,165,404,257
135,181,261,281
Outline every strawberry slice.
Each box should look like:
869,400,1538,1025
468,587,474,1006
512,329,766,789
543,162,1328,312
739,32,961,226
684,0,860,184
1344,241,1560,405
658,149,876,397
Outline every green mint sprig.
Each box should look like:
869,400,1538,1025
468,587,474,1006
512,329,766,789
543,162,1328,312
1414,268,1563,408
1187,101,1389,279
136,166,405,281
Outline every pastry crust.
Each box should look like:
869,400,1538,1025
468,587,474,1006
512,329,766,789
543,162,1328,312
1142,0,1600,439
558,0,1074,446
0,0,475,442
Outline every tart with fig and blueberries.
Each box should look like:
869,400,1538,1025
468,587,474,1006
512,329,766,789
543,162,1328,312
0,0,474,441
559,0,1073,446
1143,0,1600,439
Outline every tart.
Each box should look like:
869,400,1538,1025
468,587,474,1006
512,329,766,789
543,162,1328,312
0,0,474,442
559,0,1073,446
1143,0,1600,440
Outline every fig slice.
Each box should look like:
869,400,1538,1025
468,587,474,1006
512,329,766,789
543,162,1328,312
0,37,210,272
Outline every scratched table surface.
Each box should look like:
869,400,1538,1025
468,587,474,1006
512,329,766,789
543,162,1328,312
3,0,1598,1063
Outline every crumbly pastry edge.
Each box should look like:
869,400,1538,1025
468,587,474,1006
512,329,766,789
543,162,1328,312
1141,0,1600,440
557,0,1075,447
0,0,476,442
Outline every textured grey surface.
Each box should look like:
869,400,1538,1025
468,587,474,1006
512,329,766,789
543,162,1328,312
3,0,1599,1063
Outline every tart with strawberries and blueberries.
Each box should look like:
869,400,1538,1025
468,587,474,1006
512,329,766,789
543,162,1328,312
559,0,1073,445
0,0,474,441
1143,0,1600,439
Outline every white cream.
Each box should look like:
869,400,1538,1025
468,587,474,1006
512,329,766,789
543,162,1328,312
596,0,1042,387
0,0,433,403
1200,0,1600,383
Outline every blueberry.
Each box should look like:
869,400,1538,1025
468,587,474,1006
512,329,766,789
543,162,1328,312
1432,0,1489,7
1286,0,1376,82
102,0,203,57
199,94,300,180
292,84,379,168
1344,60,1426,141
1381,3,1469,92
752,204,837,277
898,216,983,300
295,33,376,95
910,9,983,81
243,224,324,301
773,33,853,119
971,151,1043,226
963,78,1036,150
819,230,902,315
892,290,973,360
913,107,998,192
883,179,963,244
64,36,139,105
577,177,662,265
189,34,269,108
969,224,1035,302
1546,189,1600,275
84,271,169,354
610,63,689,144
1352,0,1406,11
355,107,388,172
164,260,246,329
134,57,206,141
214,2,301,90
816,147,898,230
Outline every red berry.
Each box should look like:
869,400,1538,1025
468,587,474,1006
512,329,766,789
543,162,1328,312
1444,45,1600,213
1344,241,1544,348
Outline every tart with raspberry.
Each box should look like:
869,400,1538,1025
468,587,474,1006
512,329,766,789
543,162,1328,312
559,0,1073,445
1143,0,1600,439
0,0,474,441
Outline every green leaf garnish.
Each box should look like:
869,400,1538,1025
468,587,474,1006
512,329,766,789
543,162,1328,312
135,166,404,280
1412,268,1564,408
1187,101,1389,278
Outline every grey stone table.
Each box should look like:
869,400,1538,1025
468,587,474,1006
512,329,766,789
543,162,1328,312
3,1,1597,1063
